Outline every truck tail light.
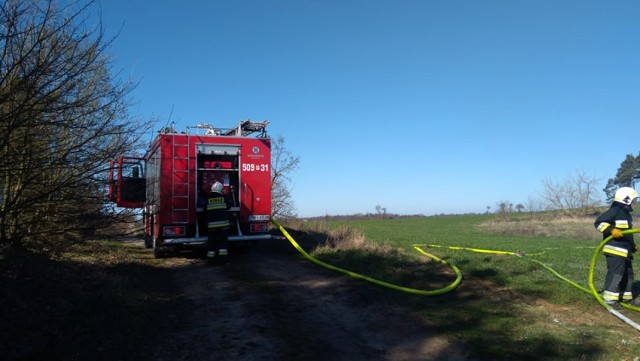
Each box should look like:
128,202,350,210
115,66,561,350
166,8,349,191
163,226,186,237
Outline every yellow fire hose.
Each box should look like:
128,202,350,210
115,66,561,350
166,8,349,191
416,244,592,294
588,229,640,331
271,219,462,295
273,219,640,329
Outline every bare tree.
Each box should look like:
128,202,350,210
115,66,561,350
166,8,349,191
0,0,153,250
271,135,299,219
525,196,545,214
540,169,601,217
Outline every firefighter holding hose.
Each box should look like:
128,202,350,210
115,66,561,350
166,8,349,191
206,181,230,259
594,187,640,309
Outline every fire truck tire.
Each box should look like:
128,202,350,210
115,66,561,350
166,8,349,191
152,237,170,258
153,247,169,258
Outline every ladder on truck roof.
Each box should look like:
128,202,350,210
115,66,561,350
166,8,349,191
171,136,191,224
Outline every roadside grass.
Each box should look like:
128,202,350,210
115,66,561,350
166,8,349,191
0,239,180,361
285,214,640,360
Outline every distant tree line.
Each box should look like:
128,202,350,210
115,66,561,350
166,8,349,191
0,0,152,252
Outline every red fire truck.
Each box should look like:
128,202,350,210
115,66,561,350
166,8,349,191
108,120,272,257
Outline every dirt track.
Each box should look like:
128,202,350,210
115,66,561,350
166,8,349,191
145,238,471,361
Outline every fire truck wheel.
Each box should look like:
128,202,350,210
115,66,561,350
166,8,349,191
153,247,169,259
144,237,152,249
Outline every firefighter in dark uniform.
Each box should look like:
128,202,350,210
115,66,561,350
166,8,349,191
207,181,229,259
594,187,639,308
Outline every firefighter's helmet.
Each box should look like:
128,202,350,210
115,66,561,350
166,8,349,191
614,187,639,206
211,181,223,193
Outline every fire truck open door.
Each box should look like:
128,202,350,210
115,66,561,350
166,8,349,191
108,156,146,208
195,144,241,237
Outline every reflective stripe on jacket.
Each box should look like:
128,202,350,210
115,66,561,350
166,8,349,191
603,245,629,258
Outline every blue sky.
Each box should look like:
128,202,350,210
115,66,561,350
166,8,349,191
90,0,640,217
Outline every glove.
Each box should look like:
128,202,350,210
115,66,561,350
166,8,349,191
611,228,623,238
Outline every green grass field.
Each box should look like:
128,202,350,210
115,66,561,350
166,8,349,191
288,214,640,360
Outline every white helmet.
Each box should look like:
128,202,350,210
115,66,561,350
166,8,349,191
211,181,223,193
614,187,639,206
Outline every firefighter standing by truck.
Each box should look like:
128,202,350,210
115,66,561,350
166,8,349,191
207,181,230,259
594,187,640,309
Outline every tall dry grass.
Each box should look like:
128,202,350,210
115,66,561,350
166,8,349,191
279,219,398,253
282,219,365,247
476,215,601,241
